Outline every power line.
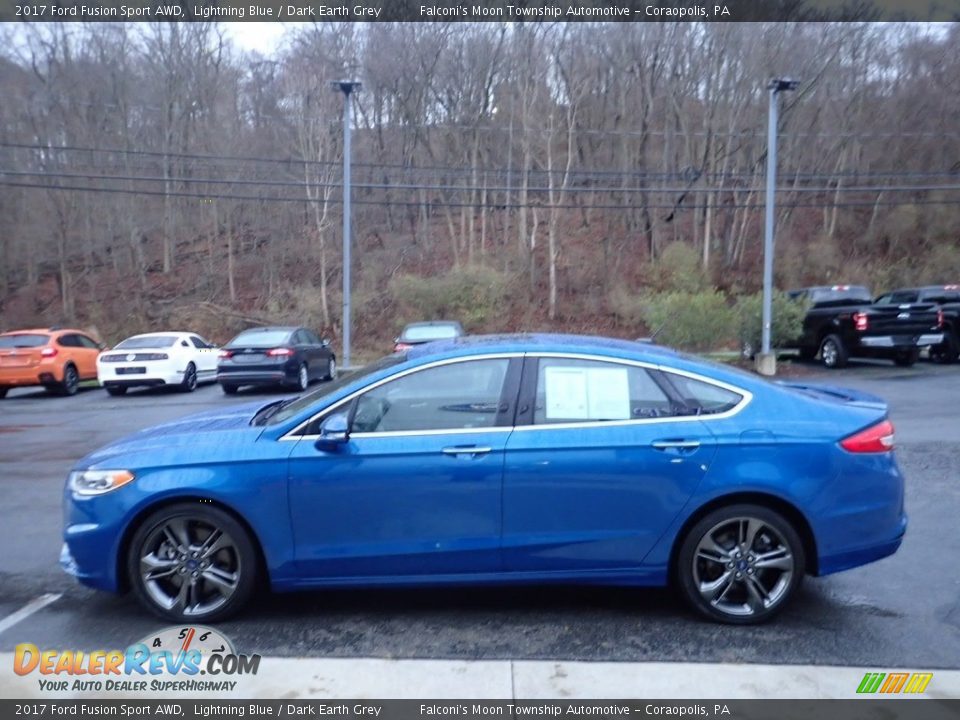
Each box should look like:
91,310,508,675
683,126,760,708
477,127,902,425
2,179,958,211
4,168,960,196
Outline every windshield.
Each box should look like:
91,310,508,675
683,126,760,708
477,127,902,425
0,334,49,348
265,353,408,426
115,335,179,349
229,329,292,347
401,324,461,342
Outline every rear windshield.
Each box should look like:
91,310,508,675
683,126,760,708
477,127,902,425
115,335,178,349
0,334,49,348
401,324,461,342
806,287,872,305
229,330,292,347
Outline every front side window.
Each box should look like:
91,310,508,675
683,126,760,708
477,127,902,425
533,358,673,424
352,358,509,433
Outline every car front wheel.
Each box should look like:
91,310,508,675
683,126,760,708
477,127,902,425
127,503,257,622
676,504,805,625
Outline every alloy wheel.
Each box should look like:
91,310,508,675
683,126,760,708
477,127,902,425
139,517,241,618
692,516,795,619
821,340,838,367
183,364,198,392
63,366,79,395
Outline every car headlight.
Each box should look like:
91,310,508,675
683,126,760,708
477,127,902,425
68,469,135,496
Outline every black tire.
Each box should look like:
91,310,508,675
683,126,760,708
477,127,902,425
106,385,128,396
676,504,805,625
930,331,960,364
819,334,848,369
292,363,309,391
221,383,238,395
893,348,919,367
180,362,198,393
58,364,80,396
126,502,258,622
324,356,337,381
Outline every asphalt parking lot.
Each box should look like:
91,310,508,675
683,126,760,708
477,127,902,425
1,360,958,668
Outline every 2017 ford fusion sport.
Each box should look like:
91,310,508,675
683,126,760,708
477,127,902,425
61,334,906,624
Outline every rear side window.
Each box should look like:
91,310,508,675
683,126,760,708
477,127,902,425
533,358,674,424
662,373,743,415
57,334,80,347
0,334,49,348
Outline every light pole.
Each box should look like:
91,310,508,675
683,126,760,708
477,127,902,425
759,77,799,375
333,80,361,368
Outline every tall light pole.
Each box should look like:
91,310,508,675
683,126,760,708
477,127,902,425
333,80,361,368
760,77,799,374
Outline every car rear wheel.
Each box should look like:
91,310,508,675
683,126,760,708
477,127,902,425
819,334,848,369
127,503,257,622
294,363,308,391
58,364,80,396
105,385,128,396
221,383,238,395
676,504,805,625
180,363,198,393
930,331,959,364
893,348,919,367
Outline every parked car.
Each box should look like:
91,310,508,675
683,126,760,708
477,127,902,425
217,326,335,394
874,285,960,364
98,332,219,396
62,334,905,625
786,285,943,368
394,321,464,352
0,327,101,397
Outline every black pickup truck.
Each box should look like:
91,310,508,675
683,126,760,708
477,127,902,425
874,285,960,363
786,285,944,368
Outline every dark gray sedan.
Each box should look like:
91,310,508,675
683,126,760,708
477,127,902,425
217,326,336,394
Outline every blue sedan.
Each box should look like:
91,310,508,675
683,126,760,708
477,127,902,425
62,334,906,624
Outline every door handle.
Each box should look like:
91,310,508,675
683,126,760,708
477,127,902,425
442,445,493,456
652,439,701,451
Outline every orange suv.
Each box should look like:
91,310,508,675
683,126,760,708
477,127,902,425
0,328,102,398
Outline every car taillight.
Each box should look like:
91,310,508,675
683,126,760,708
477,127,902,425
853,312,869,332
266,347,294,357
218,350,233,359
41,347,58,358
841,419,895,453
394,343,413,352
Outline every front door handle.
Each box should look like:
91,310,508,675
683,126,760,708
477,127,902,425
652,439,701,451
442,445,493,457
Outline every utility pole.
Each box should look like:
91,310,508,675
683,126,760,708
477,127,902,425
333,80,361,368
759,77,800,376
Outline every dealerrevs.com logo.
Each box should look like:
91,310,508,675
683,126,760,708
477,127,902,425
14,626,260,693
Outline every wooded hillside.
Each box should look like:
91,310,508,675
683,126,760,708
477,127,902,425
1,23,958,357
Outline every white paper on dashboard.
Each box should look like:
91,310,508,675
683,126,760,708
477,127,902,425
544,366,588,419
585,366,630,420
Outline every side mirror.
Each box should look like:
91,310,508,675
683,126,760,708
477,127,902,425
315,412,350,451
321,338,331,347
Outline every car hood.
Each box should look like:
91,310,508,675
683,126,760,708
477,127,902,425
77,401,266,468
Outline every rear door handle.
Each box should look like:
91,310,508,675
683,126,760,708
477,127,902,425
652,439,701,451
442,445,493,456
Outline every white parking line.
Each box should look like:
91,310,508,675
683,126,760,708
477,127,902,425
0,593,61,637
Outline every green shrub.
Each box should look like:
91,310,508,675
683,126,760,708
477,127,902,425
734,291,809,354
640,290,737,352
653,241,708,293
389,265,510,329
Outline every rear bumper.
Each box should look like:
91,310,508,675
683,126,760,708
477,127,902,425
858,333,943,349
0,366,60,386
217,370,292,386
817,513,907,575
98,363,184,387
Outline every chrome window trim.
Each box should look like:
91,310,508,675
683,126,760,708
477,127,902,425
509,352,752,432
280,353,524,441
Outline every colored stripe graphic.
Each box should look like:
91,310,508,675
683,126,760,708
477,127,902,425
880,673,909,693
904,673,934,694
857,673,885,694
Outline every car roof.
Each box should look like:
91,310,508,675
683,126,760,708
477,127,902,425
0,327,85,336
236,326,300,333
405,333,680,361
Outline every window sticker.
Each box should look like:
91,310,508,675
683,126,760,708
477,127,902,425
544,365,630,420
